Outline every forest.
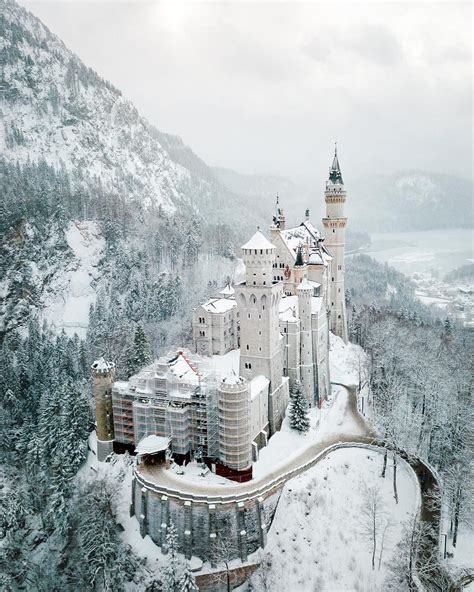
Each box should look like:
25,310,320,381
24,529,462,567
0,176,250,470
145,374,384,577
2,244,472,590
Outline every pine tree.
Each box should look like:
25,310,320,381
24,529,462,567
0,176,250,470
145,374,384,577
162,521,183,592
289,381,310,433
178,565,198,592
126,324,151,378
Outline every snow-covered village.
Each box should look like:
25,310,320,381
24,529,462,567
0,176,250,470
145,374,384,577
0,1,473,591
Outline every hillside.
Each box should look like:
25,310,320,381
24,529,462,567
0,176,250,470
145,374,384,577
349,171,473,232
0,0,260,338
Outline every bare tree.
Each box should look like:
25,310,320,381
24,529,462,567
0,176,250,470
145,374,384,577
250,550,275,592
209,517,240,592
377,516,394,570
359,485,386,570
392,453,399,504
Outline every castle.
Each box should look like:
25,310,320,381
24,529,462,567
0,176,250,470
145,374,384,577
93,147,348,483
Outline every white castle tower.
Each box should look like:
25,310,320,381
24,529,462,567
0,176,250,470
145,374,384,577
322,145,348,342
235,230,284,430
297,278,316,405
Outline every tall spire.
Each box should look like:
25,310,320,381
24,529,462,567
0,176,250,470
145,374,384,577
329,142,343,184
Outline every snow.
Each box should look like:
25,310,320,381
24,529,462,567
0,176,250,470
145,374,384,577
329,332,367,389
219,284,235,297
444,522,474,571
250,375,270,396
252,384,366,479
91,357,115,372
256,447,419,591
210,349,240,379
135,435,170,455
41,221,104,338
241,230,276,251
168,352,199,383
201,297,236,313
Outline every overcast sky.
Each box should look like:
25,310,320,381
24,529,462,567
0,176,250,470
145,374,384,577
22,0,473,183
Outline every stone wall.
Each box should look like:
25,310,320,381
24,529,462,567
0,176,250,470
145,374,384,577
132,474,283,563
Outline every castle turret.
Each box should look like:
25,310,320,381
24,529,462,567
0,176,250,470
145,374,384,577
217,375,252,482
293,245,306,288
92,358,116,461
322,144,348,342
297,278,315,405
236,230,284,433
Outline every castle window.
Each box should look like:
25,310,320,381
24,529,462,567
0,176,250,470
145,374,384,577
333,229,335,233
338,265,342,270
332,277,334,282
246,344,249,350
249,363,252,369
253,282,256,285
248,314,250,319
338,315,341,319
263,282,266,285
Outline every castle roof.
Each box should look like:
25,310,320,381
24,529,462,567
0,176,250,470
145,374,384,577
241,230,276,251
91,357,115,372
297,277,313,291
168,352,199,383
219,284,235,297
201,297,236,314
328,143,344,185
279,221,322,260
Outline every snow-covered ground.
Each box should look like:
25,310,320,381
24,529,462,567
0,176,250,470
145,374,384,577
253,447,419,592
252,384,364,479
329,333,367,388
41,221,104,337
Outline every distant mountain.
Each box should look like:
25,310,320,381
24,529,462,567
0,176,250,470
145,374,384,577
349,171,473,232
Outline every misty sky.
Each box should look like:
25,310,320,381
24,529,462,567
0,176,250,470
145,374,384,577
22,0,473,183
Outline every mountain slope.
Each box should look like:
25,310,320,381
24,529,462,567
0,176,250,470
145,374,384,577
0,0,259,226
0,0,262,337
349,171,473,232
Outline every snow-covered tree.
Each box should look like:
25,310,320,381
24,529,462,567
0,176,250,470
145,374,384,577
289,381,310,433
126,324,151,378
162,521,183,592
178,564,198,592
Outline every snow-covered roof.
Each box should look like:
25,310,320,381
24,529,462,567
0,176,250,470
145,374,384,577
135,435,170,455
297,278,313,291
241,230,276,251
201,297,236,314
168,352,199,384
91,357,115,371
250,375,270,397
279,293,323,318
211,349,240,379
221,372,245,386
219,284,235,297
279,306,298,322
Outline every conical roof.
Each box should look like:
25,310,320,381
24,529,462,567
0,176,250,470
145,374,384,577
329,144,344,184
241,230,276,250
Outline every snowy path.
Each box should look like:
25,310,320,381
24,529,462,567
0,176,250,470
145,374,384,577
137,385,376,499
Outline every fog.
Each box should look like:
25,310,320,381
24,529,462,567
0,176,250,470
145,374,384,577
22,0,473,183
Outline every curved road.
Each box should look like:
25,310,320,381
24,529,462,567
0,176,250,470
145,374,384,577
137,385,377,499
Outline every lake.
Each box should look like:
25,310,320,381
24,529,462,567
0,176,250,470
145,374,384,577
363,228,473,275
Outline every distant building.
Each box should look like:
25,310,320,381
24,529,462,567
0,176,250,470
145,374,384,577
92,146,349,481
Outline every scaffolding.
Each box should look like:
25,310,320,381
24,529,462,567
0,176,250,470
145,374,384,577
217,376,251,470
